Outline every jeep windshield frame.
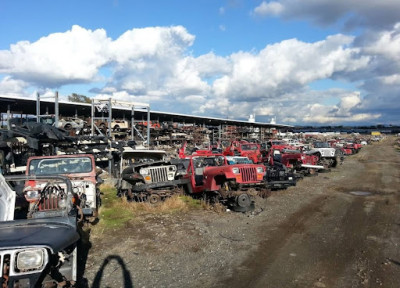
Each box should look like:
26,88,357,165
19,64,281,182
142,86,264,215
314,142,330,148
28,156,93,175
241,144,259,151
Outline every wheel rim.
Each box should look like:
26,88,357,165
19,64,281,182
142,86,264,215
236,193,251,208
148,194,160,204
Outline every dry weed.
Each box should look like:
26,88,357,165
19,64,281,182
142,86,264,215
120,195,192,214
212,202,226,214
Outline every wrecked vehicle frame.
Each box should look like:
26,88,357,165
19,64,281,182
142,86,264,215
25,154,102,220
117,148,190,203
0,174,80,288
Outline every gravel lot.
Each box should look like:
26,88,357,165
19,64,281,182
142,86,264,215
82,137,400,288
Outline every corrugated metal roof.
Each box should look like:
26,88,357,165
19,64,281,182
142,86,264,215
0,94,293,129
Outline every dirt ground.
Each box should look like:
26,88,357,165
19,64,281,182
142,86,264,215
82,137,400,288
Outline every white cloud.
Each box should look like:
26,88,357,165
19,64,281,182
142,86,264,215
110,26,194,64
0,76,28,95
381,75,400,85
0,25,111,87
254,106,274,116
253,1,284,16
0,22,399,125
210,35,369,102
251,0,400,30
362,23,400,61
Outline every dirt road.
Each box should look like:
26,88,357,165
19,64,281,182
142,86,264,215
216,138,400,288
84,137,400,288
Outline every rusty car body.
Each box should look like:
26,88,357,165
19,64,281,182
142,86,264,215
25,154,101,218
0,174,80,287
183,154,267,211
117,148,190,203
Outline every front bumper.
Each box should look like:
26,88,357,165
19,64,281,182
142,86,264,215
131,178,191,192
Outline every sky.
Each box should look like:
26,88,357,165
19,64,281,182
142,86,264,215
0,0,399,126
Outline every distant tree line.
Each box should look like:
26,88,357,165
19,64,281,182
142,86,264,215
68,93,91,103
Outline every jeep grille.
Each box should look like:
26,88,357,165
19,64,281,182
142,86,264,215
148,167,170,183
39,195,61,210
239,167,257,182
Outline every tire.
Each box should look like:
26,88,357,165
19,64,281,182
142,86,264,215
231,193,254,212
99,123,107,133
64,123,72,130
148,194,160,204
236,193,251,208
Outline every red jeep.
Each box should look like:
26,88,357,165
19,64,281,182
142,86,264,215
265,147,324,177
343,141,362,154
223,141,262,164
183,154,266,212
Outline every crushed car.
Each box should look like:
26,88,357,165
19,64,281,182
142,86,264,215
57,117,87,132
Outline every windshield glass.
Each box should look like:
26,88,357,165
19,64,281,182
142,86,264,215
314,142,330,148
193,156,225,167
28,157,93,175
241,144,258,151
121,152,166,170
40,117,55,125
228,157,253,164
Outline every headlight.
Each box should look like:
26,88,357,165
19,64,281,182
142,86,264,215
168,166,176,172
73,187,80,193
140,168,149,175
17,248,46,271
25,190,40,201
256,167,264,173
232,167,240,174
58,197,68,208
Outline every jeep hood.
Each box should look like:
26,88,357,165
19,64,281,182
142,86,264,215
0,217,79,252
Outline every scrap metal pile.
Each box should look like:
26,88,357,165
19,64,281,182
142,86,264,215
0,122,373,212
0,120,373,213
0,118,379,287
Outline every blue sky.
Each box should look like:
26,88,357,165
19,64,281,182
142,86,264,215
0,0,399,125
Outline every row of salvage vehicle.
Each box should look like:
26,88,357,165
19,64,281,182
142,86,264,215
117,148,280,212
116,136,359,212
116,136,368,214
0,123,366,287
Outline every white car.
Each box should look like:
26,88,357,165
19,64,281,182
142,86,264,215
57,117,87,130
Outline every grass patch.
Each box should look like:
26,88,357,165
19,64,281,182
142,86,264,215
95,184,134,230
179,195,205,209
92,184,209,234
119,194,205,215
